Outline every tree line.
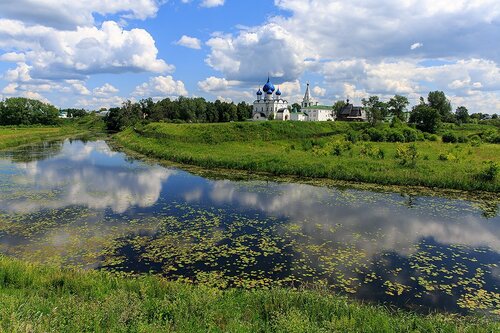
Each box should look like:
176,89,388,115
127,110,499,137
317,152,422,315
332,91,498,133
105,97,253,131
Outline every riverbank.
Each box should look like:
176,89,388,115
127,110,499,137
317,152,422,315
115,122,500,192
0,115,106,150
0,256,497,332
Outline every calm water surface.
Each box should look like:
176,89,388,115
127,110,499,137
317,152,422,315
0,139,499,315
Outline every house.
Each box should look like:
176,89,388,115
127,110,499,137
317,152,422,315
338,100,367,122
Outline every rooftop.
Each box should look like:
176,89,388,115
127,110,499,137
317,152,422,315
302,105,333,111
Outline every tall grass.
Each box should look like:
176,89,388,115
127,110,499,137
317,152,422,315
0,256,497,332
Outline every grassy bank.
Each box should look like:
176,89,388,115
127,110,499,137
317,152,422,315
0,115,105,150
115,122,500,192
0,256,497,332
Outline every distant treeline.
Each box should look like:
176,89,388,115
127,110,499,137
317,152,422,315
105,97,253,131
0,97,59,126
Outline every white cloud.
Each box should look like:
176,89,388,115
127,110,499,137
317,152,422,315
0,20,172,80
0,52,26,62
197,76,240,92
206,23,309,83
93,83,119,97
176,35,202,50
200,0,225,8
312,86,326,97
133,76,188,98
410,43,423,50
0,0,162,29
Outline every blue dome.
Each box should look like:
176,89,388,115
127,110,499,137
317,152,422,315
276,88,282,95
263,77,275,93
256,89,263,96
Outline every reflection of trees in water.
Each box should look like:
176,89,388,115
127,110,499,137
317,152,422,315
7,141,63,163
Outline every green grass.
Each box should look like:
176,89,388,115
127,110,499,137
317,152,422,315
116,122,500,192
0,115,106,150
0,256,498,333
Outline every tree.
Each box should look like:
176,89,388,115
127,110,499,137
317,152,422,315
105,100,142,131
455,106,469,124
0,97,59,125
388,95,409,121
291,103,301,112
428,91,453,122
332,100,347,118
362,96,388,126
409,104,441,133
236,101,252,121
62,108,87,118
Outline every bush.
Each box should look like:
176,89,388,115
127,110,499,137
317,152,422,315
402,128,419,142
330,139,352,156
345,130,360,143
438,153,458,162
386,129,406,142
442,132,458,143
395,144,419,167
359,143,385,159
475,161,499,181
367,128,387,142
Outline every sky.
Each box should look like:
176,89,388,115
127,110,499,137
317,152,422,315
0,0,499,114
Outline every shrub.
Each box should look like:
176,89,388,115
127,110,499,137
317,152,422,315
438,153,458,162
402,128,418,142
395,144,419,167
386,129,406,142
442,132,458,143
360,143,385,159
470,135,482,147
475,161,499,181
345,130,360,143
330,139,352,156
367,128,386,142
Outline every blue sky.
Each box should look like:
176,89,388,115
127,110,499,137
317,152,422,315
0,0,499,113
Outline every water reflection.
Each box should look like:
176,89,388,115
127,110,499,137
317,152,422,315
0,140,174,213
0,140,498,316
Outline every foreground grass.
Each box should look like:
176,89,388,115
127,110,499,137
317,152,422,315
116,122,500,192
0,256,497,333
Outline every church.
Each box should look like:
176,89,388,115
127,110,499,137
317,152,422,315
252,77,290,120
252,77,335,122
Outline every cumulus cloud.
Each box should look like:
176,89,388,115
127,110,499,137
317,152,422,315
206,23,309,83
176,35,202,49
93,83,119,97
133,76,188,98
0,0,162,29
0,20,172,80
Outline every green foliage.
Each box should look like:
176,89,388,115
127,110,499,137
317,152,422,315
410,104,441,133
455,106,470,124
428,91,453,122
388,95,410,121
362,96,388,126
476,161,499,181
61,108,87,118
360,143,385,159
333,100,347,118
0,97,59,126
395,144,419,167
105,97,253,131
0,256,497,333
442,132,459,143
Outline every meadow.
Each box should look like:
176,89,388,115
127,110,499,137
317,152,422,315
0,255,498,333
115,121,500,192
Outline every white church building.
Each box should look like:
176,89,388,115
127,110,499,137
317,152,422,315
252,77,290,121
252,78,335,122
291,83,335,122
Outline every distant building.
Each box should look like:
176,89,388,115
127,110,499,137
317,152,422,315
292,83,335,122
338,99,367,122
252,77,289,121
59,111,68,119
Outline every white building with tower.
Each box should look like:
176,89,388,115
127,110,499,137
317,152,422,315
252,77,289,121
290,83,336,122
